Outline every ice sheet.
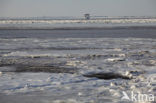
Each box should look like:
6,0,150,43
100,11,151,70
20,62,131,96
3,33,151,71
0,38,156,103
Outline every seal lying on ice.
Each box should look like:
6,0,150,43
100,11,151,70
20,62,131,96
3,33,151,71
83,72,131,80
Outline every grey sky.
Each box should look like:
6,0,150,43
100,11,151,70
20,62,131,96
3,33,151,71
0,0,156,17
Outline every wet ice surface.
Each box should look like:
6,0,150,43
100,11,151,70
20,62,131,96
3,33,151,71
0,38,156,103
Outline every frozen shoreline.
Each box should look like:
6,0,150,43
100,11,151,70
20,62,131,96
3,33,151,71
0,17,156,102
0,37,156,103
1,18,156,30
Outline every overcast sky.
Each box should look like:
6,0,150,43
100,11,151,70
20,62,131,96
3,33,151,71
0,0,156,17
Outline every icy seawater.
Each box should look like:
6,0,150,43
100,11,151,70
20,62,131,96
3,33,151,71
0,36,156,103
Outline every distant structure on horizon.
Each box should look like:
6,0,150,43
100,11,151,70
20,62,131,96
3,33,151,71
84,14,90,20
